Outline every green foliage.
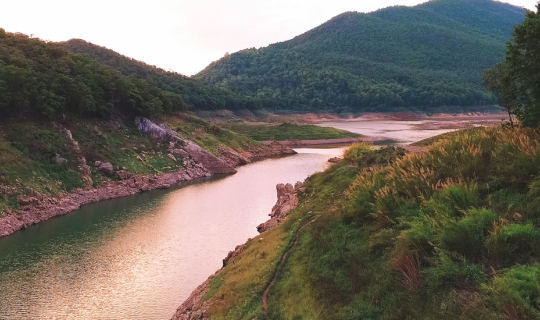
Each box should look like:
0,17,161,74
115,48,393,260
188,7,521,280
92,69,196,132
223,121,360,141
196,0,524,113
62,39,258,111
343,142,372,162
504,4,540,127
484,265,540,317
203,126,540,319
0,30,186,120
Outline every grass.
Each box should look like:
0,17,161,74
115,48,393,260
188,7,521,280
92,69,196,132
163,113,257,155
222,121,360,141
196,125,540,319
410,127,483,147
0,113,261,214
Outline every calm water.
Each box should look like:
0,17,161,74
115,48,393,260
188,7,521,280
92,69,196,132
317,119,458,144
0,147,344,320
0,120,453,320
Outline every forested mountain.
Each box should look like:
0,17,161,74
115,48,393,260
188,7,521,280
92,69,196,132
0,29,189,119
63,39,258,111
196,0,525,113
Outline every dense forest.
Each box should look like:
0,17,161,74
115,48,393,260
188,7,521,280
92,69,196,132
196,0,525,113
0,30,189,119
63,40,259,111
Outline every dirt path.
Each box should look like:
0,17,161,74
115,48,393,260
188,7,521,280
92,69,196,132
263,218,314,317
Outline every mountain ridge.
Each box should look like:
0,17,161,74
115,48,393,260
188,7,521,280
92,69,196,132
195,0,525,113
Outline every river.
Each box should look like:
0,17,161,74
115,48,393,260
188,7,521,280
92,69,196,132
0,120,458,319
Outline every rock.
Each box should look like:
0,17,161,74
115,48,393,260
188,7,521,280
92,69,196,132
79,164,91,176
222,244,246,267
97,162,115,175
94,161,102,167
219,148,251,167
135,117,181,142
258,182,301,233
53,153,66,165
257,217,280,233
183,140,236,174
170,149,190,158
168,154,176,162
115,170,131,180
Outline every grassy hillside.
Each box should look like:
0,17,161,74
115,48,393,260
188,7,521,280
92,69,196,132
196,0,525,114
199,126,540,319
0,113,256,215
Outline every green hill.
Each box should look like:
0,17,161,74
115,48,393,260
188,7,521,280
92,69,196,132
0,29,189,119
195,0,525,113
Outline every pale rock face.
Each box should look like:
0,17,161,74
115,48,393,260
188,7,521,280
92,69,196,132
135,117,182,142
258,181,304,233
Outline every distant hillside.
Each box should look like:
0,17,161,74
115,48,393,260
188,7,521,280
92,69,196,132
63,39,257,111
0,29,188,119
195,0,525,113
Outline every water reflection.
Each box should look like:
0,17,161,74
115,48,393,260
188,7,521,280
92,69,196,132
0,148,344,320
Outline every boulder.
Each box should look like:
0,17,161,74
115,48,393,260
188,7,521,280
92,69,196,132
168,154,177,162
97,162,115,175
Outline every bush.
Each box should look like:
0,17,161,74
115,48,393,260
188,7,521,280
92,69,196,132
438,209,497,263
343,142,372,162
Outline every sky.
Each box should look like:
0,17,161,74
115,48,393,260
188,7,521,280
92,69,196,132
1,0,537,76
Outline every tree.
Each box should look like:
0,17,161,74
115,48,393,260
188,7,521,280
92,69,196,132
505,3,540,127
482,62,520,128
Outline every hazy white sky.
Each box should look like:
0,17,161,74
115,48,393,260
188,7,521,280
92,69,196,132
1,0,536,76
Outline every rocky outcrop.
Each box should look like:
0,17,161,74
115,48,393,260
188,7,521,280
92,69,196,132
181,140,236,174
170,275,214,320
257,181,304,233
61,129,93,187
135,117,182,142
222,244,246,267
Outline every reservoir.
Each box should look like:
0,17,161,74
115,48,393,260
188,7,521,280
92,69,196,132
0,119,462,319
0,147,344,320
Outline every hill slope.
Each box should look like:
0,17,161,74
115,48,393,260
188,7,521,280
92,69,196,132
195,0,525,113
0,29,190,119
62,39,258,111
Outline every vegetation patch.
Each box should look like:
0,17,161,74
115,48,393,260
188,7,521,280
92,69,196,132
200,126,540,319
223,121,360,141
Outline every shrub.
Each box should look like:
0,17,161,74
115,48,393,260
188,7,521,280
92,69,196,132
343,142,372,162
488,223,540,268
438,209,497,263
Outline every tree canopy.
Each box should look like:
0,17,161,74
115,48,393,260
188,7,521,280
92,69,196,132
195,0,525,113
484,3,540,127
0,30,187,119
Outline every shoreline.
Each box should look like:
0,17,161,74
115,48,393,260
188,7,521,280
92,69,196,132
260,136,389,147
0,141,296,239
